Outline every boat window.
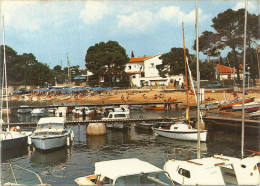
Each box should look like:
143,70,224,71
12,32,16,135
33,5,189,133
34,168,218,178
37,123,63,129
178,168,191,178
174,127,178,129
114,114,126,118
115,172,172,185
101,177,113,184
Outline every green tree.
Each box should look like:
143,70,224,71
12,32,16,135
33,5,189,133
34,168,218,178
196,9,259,81
157,47,190,77
25,63,52,86
85,41,129,87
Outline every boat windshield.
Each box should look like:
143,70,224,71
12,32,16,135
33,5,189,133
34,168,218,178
37,123,63,129
114,171,172,185
33,131,62,136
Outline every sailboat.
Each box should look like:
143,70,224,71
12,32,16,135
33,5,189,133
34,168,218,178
0,16,32,152
163,0,260,185
153,22,207,142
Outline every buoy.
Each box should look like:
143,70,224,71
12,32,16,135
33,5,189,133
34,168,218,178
86,123,106,135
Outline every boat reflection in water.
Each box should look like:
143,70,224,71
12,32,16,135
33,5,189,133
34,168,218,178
1,146,28,162
29,146,70,165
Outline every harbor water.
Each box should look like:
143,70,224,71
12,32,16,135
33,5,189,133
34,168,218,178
1,102,259,185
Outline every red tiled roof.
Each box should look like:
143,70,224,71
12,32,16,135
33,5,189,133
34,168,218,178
126,71,142,74
129,56,150,63
216,64,242,74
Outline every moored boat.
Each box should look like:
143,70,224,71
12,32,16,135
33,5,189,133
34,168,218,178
17,105,32,114
135,121,154,130
219,96,255,110
153,120,207,142
102,112,129,129
249,110,260,118
29,117,74,150
31,108,45,117
75,158,174,185
164,154,260,185
232,99,260,111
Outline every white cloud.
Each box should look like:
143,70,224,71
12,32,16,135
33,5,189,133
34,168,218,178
233,1,257,12
1,1,75,32
116,5,209,33
156,6,208,25
80,1,111,24
117,10,154,33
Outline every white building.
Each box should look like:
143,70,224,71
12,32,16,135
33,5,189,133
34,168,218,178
126,54,184,88
215,64,244,80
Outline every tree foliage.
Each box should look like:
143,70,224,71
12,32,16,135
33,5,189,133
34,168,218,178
85,41,129,87
196,8,259,80
157,47,190,77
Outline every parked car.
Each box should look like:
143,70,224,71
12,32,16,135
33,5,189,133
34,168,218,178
204,81,223,88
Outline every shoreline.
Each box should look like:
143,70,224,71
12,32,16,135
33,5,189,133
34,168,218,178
9,88,260,107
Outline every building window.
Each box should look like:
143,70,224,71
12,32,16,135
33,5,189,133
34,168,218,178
151,63,154,67
132,75,136,78
128,66,131,70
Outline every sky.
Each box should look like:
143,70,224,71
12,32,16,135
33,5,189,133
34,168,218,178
0,0,259,69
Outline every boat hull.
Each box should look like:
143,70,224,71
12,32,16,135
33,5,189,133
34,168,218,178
219,97,255,110
135,122,153,130
1,135,28,151
31,134,69,150
106,122,129,130
154,128,207,142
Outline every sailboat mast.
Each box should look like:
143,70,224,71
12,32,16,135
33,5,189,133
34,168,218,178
241,0,248,159
3,16,9,123
182,22,190,127
195,0,201,159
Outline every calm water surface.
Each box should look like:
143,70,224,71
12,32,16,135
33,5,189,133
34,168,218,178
1,102,259,185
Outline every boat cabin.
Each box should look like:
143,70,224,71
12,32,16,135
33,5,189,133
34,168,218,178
102,112,129,120
75,158,173,185
36,117,66,130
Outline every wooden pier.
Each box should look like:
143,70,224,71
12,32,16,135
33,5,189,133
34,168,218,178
2,117,173,128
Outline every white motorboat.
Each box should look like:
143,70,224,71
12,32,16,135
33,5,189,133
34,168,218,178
249,110,260,118
72,107,93,117
55,107,68,117
232,100,260,111
135,121,154,130
102,112,129,129
164,154,260,185
75,158,174,185
153,120,207,142
0,124,32,151
29,117,74,150
17,105,32,114
48,107,57,114
31,108,45,117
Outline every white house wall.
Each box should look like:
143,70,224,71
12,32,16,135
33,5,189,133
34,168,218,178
144,54,162,77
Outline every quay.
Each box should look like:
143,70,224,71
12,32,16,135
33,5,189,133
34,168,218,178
2,117,173,128
3,115,259,131
10,101,182,110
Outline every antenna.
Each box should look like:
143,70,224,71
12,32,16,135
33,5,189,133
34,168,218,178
67,55,71,85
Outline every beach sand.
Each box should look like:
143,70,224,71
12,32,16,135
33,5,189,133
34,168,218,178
65,89,260,107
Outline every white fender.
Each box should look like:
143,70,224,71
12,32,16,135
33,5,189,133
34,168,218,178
70,131,74,141
67,135,70,146
27,136,32,145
